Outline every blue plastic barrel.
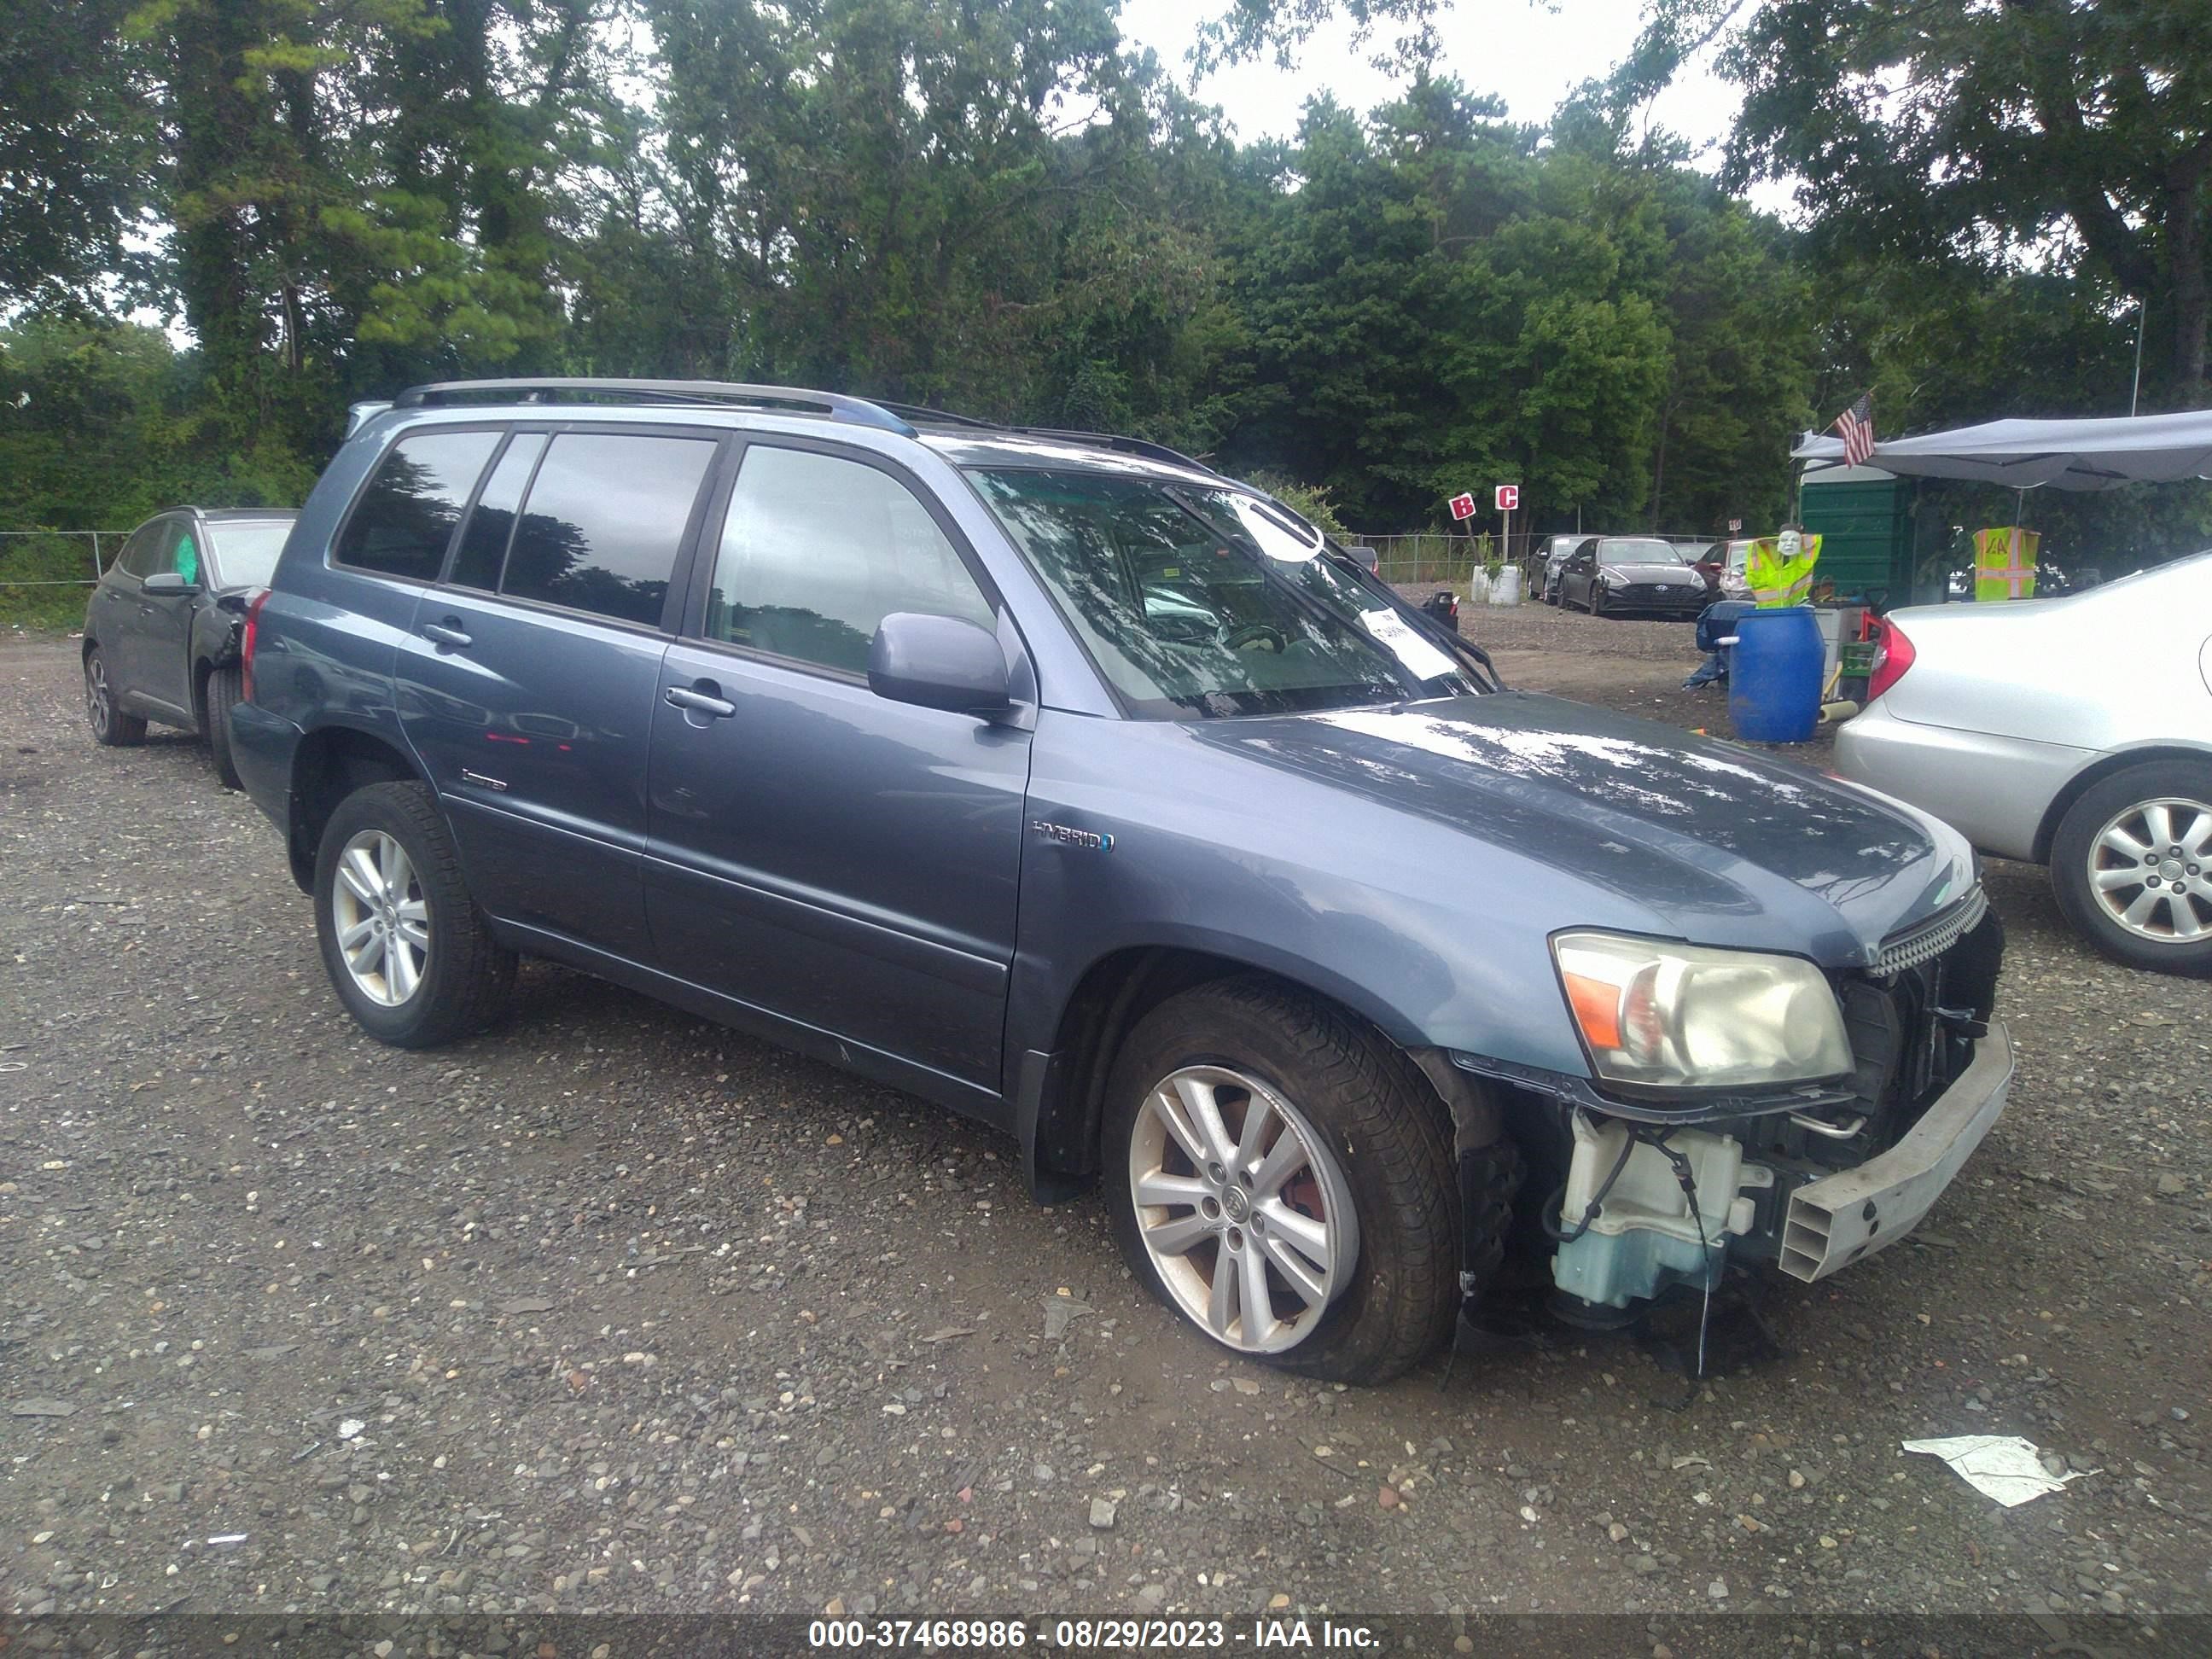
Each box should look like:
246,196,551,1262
1728,606,1823,743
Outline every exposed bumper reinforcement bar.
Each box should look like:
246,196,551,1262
1779,1020,2013,1282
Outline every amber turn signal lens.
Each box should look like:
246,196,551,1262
1563,971,1621,1051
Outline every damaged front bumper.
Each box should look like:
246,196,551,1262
1776,1020,2011,1281
1454,1020,2014,1313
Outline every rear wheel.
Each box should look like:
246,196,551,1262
1103,977,1504,1383
2050,761,2212,975
203,664,243,789
313,781,515,1045
84,646,146,746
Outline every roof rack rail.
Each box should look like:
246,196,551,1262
1008,426,1218,475
389,378,917,436
871,399,1004,431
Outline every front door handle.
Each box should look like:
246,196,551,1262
422,620,473,650
665,683,736,719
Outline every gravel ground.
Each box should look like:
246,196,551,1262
3,621,2209,1645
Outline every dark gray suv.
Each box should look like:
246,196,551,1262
83,507,297,788
232,379,2011,1382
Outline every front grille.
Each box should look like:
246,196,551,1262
1611,583,1700,606
1873,886,1989,973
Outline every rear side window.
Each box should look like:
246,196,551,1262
705,445,993,673
500,432,717,626
448,433,548,591
335,429,502,582
206,520,292,587
117,521,172,579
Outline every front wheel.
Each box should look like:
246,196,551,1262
2050,763,2212,975
313,780,516,1045
203,665,243,789
1103,977,1505,1382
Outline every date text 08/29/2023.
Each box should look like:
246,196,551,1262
806,1616,1382,1650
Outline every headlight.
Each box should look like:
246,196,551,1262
1551,931,1852,1092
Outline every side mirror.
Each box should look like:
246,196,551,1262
143,571,197,596
868,612,1012,718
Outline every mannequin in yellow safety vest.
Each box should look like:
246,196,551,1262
1747,526,1819,608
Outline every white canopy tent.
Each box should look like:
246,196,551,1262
1793,408,2212,492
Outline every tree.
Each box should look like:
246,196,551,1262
1626,0,2212,405
0,0,158,315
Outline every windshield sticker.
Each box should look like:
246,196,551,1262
1358,608,1456,681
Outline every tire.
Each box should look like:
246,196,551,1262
312,780,515,1046
1103,976,1505,1383
1590,585,1608,618
84,645,146,746
2050,761,2212,975
203,664,243,790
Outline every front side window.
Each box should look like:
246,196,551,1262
705,445,994,674
500,432,717,626
969,469,1476,718
335,429,502,581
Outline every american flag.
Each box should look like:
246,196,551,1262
1831,393,1876,467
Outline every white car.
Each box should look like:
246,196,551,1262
1836,550,2212,974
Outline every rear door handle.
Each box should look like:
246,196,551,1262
422,621,473,650
665,683,736,719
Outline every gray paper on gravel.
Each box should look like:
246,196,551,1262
1901,1435,2097,1506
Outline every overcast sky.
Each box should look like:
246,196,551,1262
1115,0,1773,201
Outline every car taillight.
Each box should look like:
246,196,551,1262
1866,619,1915,701
242,588,271,702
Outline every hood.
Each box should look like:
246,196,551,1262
1193,692,1976,965
1602,562,1700,585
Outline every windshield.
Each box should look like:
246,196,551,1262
969,469,1479,718
1599,538,1685,567
207,520,294,586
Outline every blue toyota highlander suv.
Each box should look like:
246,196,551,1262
233,378,2011,1382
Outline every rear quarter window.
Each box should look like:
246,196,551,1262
334,429,503,582
498,432,719,627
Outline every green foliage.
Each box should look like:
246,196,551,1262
1219,78,1807,536
1242,472,1351,541
3,0,2205,604
1630,0,2210,404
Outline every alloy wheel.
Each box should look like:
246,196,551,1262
330,830,432,1005
1126,1064,1359,1355
2087,796,2212,943
84,654,110,737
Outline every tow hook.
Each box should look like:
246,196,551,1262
1936,1004,1988,1039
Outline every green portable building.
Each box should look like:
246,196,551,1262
1798,463,1916,604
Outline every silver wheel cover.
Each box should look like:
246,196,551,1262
85,654,109,735
331,830,432,1005
1126,1064,1359,1355
2087,796,2212,944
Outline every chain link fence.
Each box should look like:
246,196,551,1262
1348,530,1534,586
1,531,129,629
1349,528,1726,591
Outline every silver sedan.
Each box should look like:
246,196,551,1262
1836,550,2212,974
